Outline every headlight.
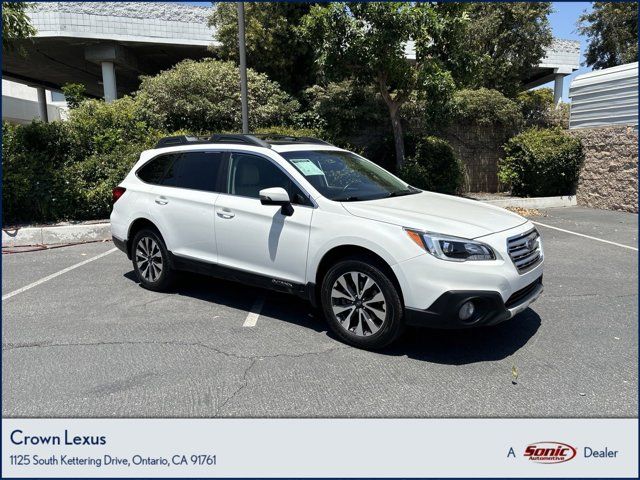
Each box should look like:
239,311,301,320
405,229,496,262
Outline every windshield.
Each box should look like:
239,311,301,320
279,150,420,201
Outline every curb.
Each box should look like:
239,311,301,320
2,223,111,248
477,195,577,209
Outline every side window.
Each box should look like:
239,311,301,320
161,151,225,192
227,153,311,205
137,154,177,185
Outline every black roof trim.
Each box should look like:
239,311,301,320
155,134,271,149
154,133,334,149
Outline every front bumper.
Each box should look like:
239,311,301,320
405,275,543,329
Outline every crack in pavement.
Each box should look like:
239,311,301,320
1,339,347,361
2,339,348,414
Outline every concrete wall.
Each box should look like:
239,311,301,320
570,125,638,213
2,79,67,124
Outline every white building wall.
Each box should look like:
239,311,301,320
2,80,67,124
569,62,639,129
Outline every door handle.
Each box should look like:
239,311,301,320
155,196,168,205
216,208,235,219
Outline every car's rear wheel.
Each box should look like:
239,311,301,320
131,228,174,292
320,257,404,350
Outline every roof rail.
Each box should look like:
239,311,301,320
155,134,271,149
252,133,333,146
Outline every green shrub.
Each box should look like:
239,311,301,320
63,143,151,220
136,59,300,133
399,136,464,194
451,88,523,127
499,127,584,196
251,126,322,138
2,121,81,225
67,96,158,155
517,88,569,128
2,96,163,225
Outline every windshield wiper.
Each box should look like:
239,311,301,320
386,188,420,198
333,195,362,202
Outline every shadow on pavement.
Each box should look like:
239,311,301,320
385,309,541,365
124,270,541,364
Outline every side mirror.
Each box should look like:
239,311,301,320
259,187,294,216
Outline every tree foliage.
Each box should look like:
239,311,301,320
451,88,523,128
61,83,87,109
458,2,553,96
578,2,638,69
2,1,36,50
135,59,300,133
301,2,468,170
209,2,316,95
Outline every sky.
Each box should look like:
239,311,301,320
186,1,593,102
544,1,593,101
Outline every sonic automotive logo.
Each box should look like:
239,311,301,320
524,441,577,464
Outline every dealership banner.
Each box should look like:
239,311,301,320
1,418,637,478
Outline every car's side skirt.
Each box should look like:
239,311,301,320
168,252,317,305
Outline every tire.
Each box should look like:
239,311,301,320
320,256,404,350
131,228,175,292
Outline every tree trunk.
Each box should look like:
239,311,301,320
377,74,406,171
388,104,405,171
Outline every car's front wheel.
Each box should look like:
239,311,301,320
131,228,174,292
320,257,404,350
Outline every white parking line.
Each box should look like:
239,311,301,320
533,221,638,251
243,295,265,327
2,247,117,301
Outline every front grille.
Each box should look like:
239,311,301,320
505,277,543,308
507,228,542,273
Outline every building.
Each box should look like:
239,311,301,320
2,1,214,123
2,79,67,124
568,62,638,129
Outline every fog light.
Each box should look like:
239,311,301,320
459,301,475,321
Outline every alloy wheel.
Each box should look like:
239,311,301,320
135,236,163,283
331,271,387,336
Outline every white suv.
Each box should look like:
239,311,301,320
111,134,543,349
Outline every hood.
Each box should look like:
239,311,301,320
341,191,527,239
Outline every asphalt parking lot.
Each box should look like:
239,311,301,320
2,206,637,418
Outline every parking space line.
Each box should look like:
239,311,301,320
243,295,265,327
2,247,117,301
533,221,638,251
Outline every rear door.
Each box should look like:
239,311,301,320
148,151,226,263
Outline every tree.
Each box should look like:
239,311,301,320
459,3,553,96
61,83,87,109
135,59,300,133
578,2,638,69
301,2,467,170
209,2,317,95
2,1,36,50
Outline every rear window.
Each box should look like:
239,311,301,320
162,151,225,192
137,154,177,184
137,151,225,192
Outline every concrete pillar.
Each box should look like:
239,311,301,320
553,73,564,107
36,87,49,122
101,61,117,102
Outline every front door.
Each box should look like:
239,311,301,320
214,152,313,284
